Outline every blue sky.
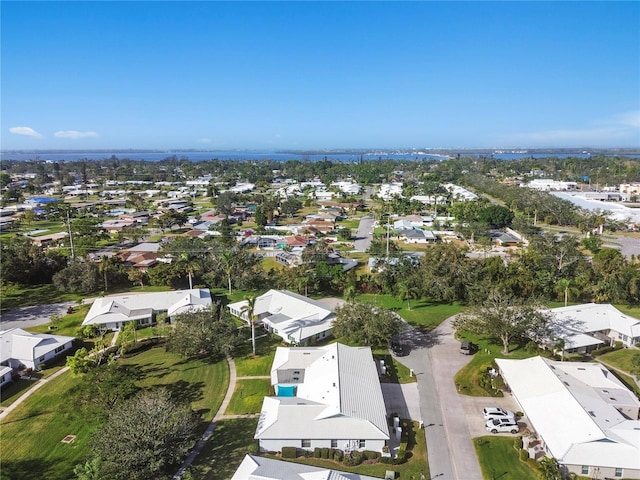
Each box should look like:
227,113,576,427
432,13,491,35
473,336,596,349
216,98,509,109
2,1,639,150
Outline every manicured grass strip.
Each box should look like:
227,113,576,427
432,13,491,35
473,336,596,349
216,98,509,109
187,418,260,480
119,347,229,423
598,349,640,377
0,378,39,407
373,352,416,384
0,347,230,480
357,294,464,331
234,335,281,377
226,379,272,415
474,436,538,480
0,371,100,480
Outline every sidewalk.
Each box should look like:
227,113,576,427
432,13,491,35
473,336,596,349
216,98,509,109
173,355,238,479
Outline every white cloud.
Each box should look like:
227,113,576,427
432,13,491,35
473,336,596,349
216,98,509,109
54,130,99,139
609,110,640,128
198,138,212,143
9,126,43,138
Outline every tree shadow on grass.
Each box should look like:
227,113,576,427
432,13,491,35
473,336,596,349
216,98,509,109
1,458,58,480
164,379,205,405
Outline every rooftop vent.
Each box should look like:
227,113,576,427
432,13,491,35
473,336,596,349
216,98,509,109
588,411,596,417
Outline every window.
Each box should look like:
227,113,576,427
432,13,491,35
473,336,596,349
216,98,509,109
581,466,589,475
331,439,337,448
54,345,65,353
615,468,623,477
359,439,366,449
301,439,311,448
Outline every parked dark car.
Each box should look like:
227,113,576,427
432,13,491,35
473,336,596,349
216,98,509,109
460,341,477,355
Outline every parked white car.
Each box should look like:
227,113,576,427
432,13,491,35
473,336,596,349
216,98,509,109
485,418,519,434
482,407,516,421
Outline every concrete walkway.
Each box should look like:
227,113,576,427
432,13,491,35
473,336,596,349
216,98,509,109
174,355,238,479
0,366,70,422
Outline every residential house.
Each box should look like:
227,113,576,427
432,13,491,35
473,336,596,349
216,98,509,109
548,303,640,353
0,328,74,371
254,342,390,454
0,366,13,388
496,356,640,479
29,232,69,247
82,289,212,331
228,289,340,345
101,219,137,233
231,454,381,480
398,228,438,244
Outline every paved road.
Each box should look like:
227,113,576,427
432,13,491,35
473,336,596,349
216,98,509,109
395,318,483,480
354,215,375,252
0,301,75,330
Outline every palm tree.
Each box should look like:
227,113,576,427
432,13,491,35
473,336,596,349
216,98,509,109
219,251,234,295
241,296,257,356
397,281,418,310
554,278,580,307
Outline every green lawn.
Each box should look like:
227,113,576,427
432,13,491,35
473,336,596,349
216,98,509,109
357,294,464,331
234,334,281,377
187,418,260,479
454,332,550,397
0,346,229,480
0,283,82,313
0,378,39,407
598,349,640,375
119,347,229,423
474,437,539,480
27,304,90,337
225,379,272,415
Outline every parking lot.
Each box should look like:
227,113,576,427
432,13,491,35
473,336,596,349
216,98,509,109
460,391,530,438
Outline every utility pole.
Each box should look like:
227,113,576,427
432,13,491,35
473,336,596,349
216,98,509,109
385,213,390,258
67,210,75,260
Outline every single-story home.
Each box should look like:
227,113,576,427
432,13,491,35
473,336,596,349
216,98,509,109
254,342,390,454
0,328,75,371
82,288,212,331
496,356,640,479
231,454,381,480
228,290,340,345
548,303,640,352
0,365,14,387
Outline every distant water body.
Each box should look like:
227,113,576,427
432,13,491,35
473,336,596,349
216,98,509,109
1,151,638,162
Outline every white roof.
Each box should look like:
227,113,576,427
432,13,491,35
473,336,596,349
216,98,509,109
83,289,212,326
496,356,640,469
229,290,335,343
256,343,389,442
231,454,381,480
550,303,640,340
0,328,74,365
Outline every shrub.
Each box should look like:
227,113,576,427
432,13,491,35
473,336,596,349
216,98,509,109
322,447,330,459
333,449,343,461
592,346,615,356
614,341,624,350
519,449,529,461
394,442,408,464
514,436,523,449
343,450,363,466
363,450,380,460
314,447,322,458
380,456,393,464
247,443,259,454
281,446,297,459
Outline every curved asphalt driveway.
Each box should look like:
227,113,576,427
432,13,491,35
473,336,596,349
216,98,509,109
395,317,483,480
0,301,76,330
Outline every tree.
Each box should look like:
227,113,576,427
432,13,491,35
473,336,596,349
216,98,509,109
333,302,403,348
73,458,102,480
477,204,514,228
240,296,258,356
89,388,198,480
453,291,551,354
53,261,101,294
219,250,234,294
166,303,241,358
396,281,419,310
538,457,561,480
66,347,95,375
